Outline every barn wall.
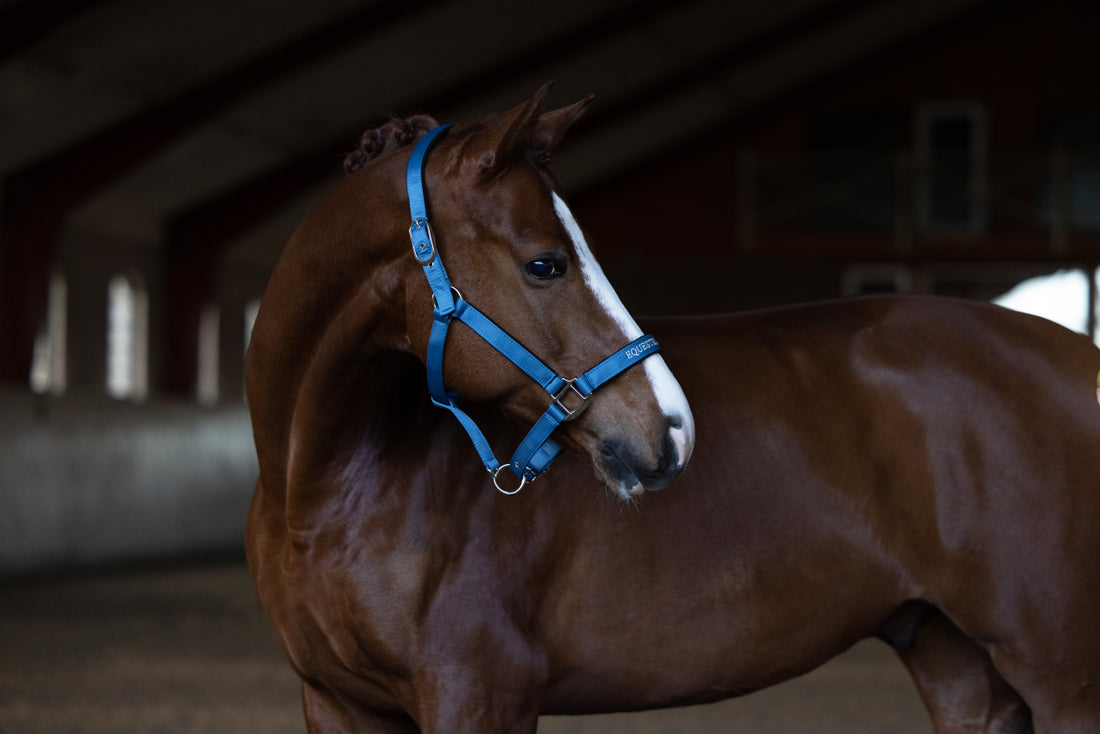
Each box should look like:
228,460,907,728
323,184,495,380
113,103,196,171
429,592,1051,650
0,388,257,575
577,0,1100,296
0,188,273,576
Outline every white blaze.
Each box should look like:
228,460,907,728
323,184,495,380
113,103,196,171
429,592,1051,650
552,193,695,468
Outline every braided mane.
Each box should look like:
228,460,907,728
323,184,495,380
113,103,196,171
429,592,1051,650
343,114,440,174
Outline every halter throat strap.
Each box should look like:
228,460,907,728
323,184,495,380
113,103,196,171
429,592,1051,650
406,124,662,494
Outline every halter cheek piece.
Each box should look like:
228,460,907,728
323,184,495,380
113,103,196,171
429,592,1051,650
407,124,662,494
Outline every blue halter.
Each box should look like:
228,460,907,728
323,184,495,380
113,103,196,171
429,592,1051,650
407,124,662,494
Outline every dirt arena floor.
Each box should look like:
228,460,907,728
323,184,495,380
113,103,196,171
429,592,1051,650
0,560,933,733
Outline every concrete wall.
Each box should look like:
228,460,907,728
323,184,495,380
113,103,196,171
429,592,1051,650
0,225,271,577
0,388,258,576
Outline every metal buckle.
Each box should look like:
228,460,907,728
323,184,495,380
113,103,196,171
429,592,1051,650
552,378,589,419
409,217,437,265
491,464,528,495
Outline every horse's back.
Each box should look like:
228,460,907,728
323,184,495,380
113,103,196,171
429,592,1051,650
649,294,1100,550
647,295,1100,468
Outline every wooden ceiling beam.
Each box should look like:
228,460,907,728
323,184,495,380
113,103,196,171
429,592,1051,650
3,0,451,218
165,0,875,264
0,0,446,384
0,0,110,67
159,0,694,395
165,0,697,255
569,0,884,151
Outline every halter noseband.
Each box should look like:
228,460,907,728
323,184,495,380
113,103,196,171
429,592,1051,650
407,124,662,494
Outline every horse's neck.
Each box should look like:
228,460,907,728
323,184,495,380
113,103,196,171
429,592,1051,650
247,166,418,515
295,347,430,470
254,277,411,480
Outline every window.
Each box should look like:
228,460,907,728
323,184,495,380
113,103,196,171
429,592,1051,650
917,103,987,235
196,304,220,407
807,107,909,229
1041,107,1100,234
993,269,1090,337
106,273,148,401
29,273,67,395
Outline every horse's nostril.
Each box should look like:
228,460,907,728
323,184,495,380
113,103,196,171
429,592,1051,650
599,433,685,495
662,432,678,468
599,441,634,482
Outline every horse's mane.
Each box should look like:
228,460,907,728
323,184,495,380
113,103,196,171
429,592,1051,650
343,114,441,174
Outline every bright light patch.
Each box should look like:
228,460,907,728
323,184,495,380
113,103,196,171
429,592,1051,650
993,269,1089,336
106,274,148,401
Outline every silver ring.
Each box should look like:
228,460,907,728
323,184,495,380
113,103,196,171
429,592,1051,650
431,286,463,310
491,464,527,495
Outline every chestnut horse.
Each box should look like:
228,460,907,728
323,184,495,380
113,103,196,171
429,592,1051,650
246,85,1100,733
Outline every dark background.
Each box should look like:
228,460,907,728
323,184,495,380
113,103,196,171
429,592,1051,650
0,2,1094,729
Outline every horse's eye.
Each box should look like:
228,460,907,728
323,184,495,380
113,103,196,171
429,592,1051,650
525,257,565,281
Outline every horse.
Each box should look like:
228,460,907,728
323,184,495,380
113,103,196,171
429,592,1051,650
245,83,1100,733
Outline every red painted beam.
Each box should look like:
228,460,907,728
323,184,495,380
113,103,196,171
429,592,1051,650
572,0,1023,203
161,157,341,395
0,197,59,383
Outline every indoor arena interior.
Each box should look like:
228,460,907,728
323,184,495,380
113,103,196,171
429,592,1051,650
2,1,1097,732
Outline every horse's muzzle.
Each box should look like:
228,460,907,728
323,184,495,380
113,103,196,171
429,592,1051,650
600,417,688,497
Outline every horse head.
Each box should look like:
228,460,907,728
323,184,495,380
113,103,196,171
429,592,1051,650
393,86,694,498
264,84,694,501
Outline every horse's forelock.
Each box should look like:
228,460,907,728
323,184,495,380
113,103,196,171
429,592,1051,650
343,114,440,174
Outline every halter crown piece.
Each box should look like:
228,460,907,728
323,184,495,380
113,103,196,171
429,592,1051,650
407,124,663,494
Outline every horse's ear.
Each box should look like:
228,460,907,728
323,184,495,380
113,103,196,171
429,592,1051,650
533,93,594,162
474,82,554,178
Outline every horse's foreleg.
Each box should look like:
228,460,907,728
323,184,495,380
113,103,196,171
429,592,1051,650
405,665,541,734
891,609,1033,734
302,683,420,734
